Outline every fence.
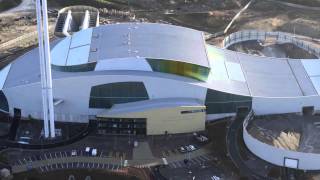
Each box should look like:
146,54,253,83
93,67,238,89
223,30,320,58
243,110,320,170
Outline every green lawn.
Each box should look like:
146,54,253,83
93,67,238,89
0,0,22,12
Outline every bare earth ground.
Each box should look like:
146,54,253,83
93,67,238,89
230,1,320,38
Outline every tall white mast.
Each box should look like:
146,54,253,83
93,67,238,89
35,0,49,138
36,0,55,138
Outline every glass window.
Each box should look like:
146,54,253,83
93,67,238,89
89,82,149,109
147,58,210,81
52,62,97,72
205,89,252,114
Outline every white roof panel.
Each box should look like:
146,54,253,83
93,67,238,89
225,61,246,82
95,58,153,71
302,60,320,77
51,37,71,66
70,28,93,48
310,76,320,94
0,64,11,89
66,45,91,66
207,59,228,81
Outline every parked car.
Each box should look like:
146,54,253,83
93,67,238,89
196,135,209,143
185,145,192,152
85,147,90,153
178,146,187,153
71,150,77,156
188,145,197,151
91,148,97,156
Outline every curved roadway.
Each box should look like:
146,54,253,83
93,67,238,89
226,112,270,180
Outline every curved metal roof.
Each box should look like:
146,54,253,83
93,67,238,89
51,23,210,68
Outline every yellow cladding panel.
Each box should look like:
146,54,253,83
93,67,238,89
99,106,206,135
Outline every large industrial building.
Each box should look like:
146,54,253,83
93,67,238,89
0,23,319,135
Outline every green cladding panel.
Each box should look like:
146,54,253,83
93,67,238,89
205,89,252,114
147,59,210,81
52,62,97,72
89,82,149,109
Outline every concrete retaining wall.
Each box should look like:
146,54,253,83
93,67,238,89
223,30,320,58
243,111,320,170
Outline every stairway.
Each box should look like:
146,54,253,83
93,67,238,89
55,13,67,34
89,13,98,28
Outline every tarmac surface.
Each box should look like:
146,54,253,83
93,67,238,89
3,0,35,14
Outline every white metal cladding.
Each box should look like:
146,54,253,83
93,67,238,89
206,45,246,82
225,61,246,82
4,73,207,121
207,58,228,81
94,57,152,71
0,64,11,90
243,113,320,170
301,60,320,95
252,96,320,115
51,29,93,66
70,28,93,48
89,23,210,67
51,36,71,66
66,45,91,66
310,77,320,94
302,60,320,77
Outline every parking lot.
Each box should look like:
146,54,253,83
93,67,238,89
148,132,209,158
38,162,123,173
11,148,128,173
160,153,224,180
167,153,214,169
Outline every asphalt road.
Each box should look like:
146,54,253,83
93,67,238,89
226,112,268,180
3,0,35,14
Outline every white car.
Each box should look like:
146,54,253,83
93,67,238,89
85,147,90,153
71,150,77,156
91,148,97,156
179,146,187,153
189,145,196,151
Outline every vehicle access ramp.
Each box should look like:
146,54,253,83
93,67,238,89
54,6,99,37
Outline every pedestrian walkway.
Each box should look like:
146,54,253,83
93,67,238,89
133,141,155,160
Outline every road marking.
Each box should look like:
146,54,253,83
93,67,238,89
189,159,197,165
198,156,207,162
193,157,202,164
202,155,211,161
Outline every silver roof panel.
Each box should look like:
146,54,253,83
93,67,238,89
89,23,210,67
